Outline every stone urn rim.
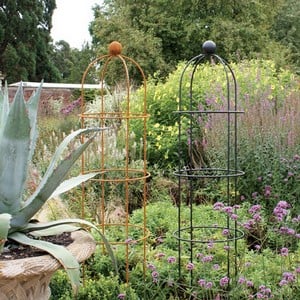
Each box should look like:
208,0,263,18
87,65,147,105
0,229,96,279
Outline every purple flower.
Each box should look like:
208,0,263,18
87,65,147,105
279,226,289,234
282,272,296,282
61,97,81,116
230,213,238,221
198,279,206,287
249,204,261,215
118,294,126,299
242,219,255,230
151,271,159,278
201,255,213,263
254,244,261,250
206,281,213,289
167,256,176,264
213,202,224,210
273,201,290,222
246,280,254,287
186,262,195,270
219,276,229,287
287,228,295,235
222,229,230,236
147,263,156,271
125,238,136,244
264,185,272,197
253,213,262,222
155,252,165,259
277,200,290,209
280,247,289,256
222,206,233,215
207,241,214,249
238,277,246,284
279,279,288,286
258,285,272,296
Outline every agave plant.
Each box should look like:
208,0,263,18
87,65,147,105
0,82,115,292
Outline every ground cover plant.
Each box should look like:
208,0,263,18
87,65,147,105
30,58,300,299
50,200,300,299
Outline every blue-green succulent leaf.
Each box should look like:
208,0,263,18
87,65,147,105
11,128,105,226
0,82,9,139
21,218,118,274
50,172,100,199
29,224,79,237
0,213,11,253
25,81,43,162
9,231,80,293
0,85,31,213
40,128,103,182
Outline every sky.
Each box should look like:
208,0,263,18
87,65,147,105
51,0,100,49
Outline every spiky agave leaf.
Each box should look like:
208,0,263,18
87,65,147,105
9,232,81,294
0,82,9,139
11,219,118,291
0,85,31,213
10,128,106,228
50,172,100,199
0,213,11,252
25,81,43,162
22,219,118,275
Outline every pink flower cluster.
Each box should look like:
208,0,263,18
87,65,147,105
239,278,273,299
273,200,290,222
197,278,213,289
279,271,296,286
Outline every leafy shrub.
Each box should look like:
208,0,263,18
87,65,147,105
131,59,298,172
50,270,138,300
50,197,300,299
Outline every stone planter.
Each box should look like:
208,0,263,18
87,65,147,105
0,230,96,300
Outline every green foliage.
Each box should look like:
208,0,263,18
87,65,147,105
90,3,167,83
271,0,300,73
50,269,139,300
49,270,72,299
51,41,97,83
91,0,298,80
131,59,298,170
0,0,60,83
0,83,114,293
49,200,300,299
124,201,300,299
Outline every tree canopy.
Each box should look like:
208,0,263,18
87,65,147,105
89,0,299,80
0,0,60,83
2,0,297,84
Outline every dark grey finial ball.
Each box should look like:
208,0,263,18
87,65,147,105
202,40,216,54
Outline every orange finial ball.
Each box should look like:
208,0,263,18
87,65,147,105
109,41,122,56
